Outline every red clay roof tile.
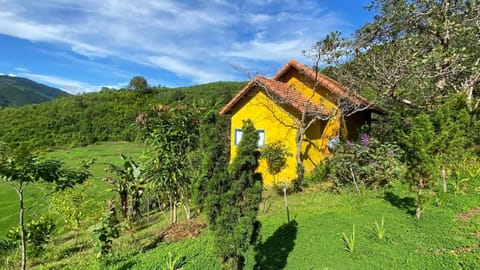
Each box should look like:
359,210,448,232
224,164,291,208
220,59,383,115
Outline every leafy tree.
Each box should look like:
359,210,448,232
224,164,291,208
211,120,263,269
309,0,479,112
127,76,149,92
260,141,292,185
0,147,90,270
105,154,145,221
141,104,200,223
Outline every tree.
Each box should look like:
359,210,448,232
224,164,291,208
306,0,480,206
141,104,200,223
0,147,90,270
192,110,230,213
399,113,436,219
260,141,291,186
104,154,145,221
127,76,148,92
210,120,263,269
308,0,480,113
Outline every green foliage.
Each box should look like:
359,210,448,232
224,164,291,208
193,110,229,214
142,104,201,223
127,76,149,92
92,201,121,258
260,141,292,185
7,217,56,257
342,225,355,253
327,136,404,190
165,251,188,270
373,216,386,240
0,81,244,149
399,113,436,185
48,179,103,234
105,154,145,220
211,120,263,270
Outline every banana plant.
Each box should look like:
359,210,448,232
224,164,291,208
105,154,145,220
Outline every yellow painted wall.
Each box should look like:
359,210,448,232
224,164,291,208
229,87,343,186
227,68,371,186
282,70,337,114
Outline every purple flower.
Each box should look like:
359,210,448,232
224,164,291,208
346,140,353,147
361,133,370,146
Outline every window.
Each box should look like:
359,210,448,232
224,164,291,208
234,129,265,147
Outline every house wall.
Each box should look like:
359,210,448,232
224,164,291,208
229,88,343,186
280,69,338,114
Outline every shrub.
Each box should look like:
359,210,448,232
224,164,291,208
326,136,404,190
92,201,121,258
6,217,56,257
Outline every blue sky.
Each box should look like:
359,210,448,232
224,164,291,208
0,0,373,94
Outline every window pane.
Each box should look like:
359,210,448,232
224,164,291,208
234,129,243,145
258,130,265,146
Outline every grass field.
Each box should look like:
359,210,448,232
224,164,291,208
0,141,145,235
23,184,480,270
1,142,480,269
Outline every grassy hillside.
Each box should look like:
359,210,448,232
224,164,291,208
0,76,70,106
0,81,244,149
1,143,479,269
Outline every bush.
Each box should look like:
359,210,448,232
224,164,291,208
326,135,404,190
6,216,56,257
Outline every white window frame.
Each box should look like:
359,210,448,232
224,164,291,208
234,128,265,147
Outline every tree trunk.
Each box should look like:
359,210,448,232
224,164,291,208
349,166,360,193
294,128,304,191
183,204,191,220
169,196,177,224
416,178,424,220
441,164,447,193
120,191,128,219
172,204,177,224
16,187,27,270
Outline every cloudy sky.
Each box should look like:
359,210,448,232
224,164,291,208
0,0,373,94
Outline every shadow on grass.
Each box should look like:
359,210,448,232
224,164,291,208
254,220,298,270
384,191,416,215
117,261,136,270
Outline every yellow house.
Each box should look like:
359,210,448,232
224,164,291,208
220,59,383,185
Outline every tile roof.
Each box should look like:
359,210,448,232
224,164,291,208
220,76,328,115
273,59,381,111
220,59,384,115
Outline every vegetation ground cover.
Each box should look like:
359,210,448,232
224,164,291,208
1,143,479,269
0,142,144,235
19,182,480,269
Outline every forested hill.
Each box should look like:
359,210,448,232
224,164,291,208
0,75,70,106
0,81,244,149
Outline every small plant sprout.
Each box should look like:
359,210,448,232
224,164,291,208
373,216,385,240
165,251,187,270
342,225,355,252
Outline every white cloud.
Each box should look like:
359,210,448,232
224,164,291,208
14,67,29,72
8,73,15,77
0,0,356,84
18,72,103,94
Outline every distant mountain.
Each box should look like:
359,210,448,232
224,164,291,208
0,75,71,106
